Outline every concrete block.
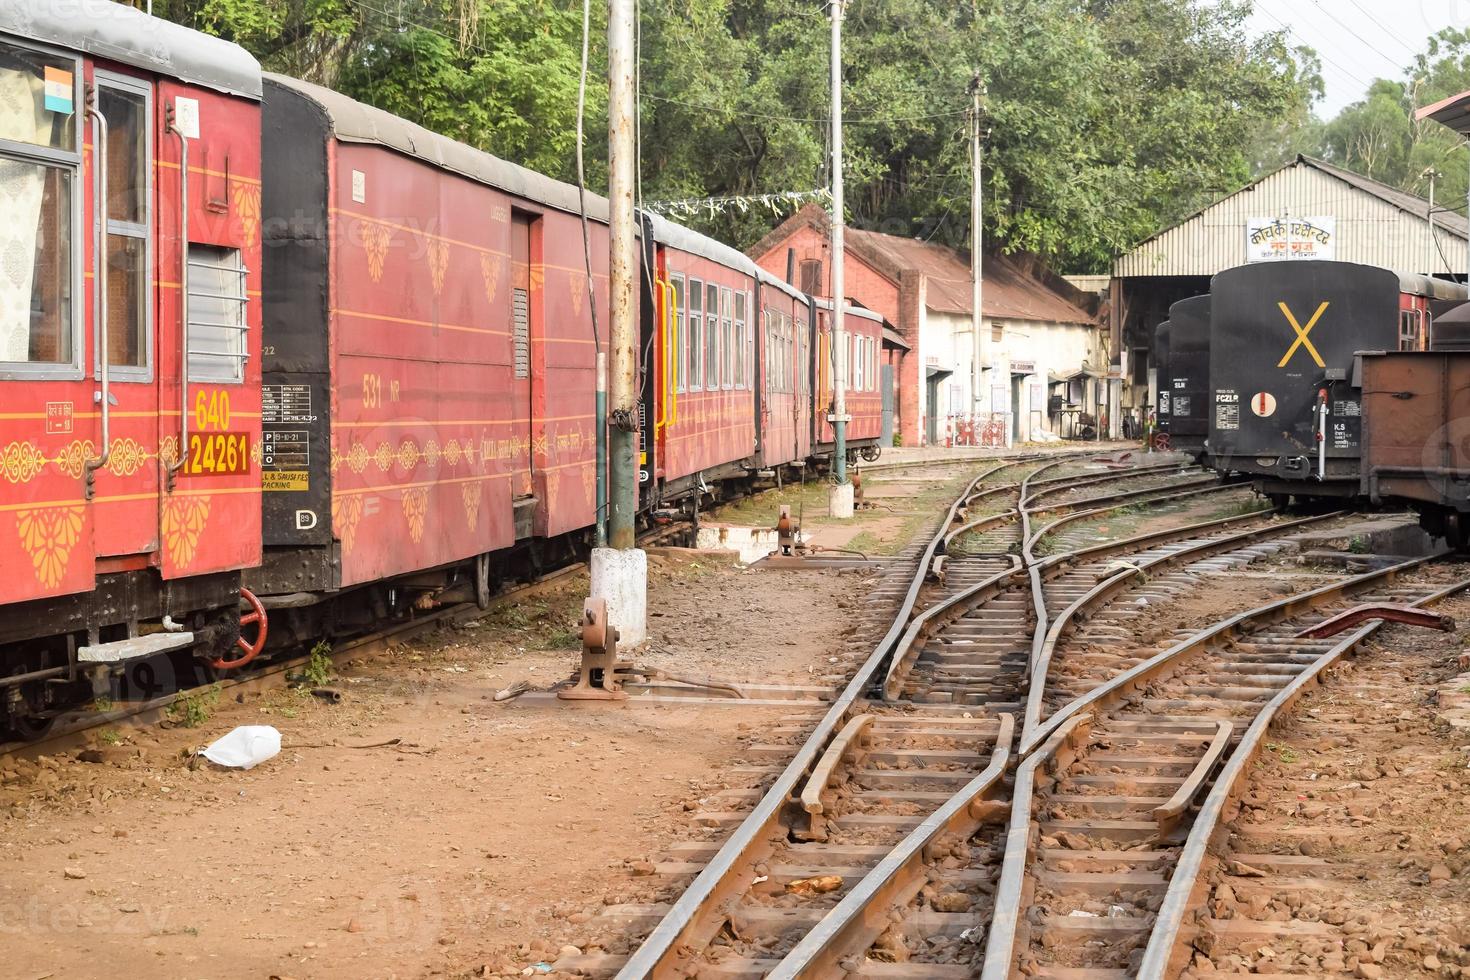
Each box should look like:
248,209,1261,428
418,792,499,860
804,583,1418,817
590,547,647,648
829,481,855,520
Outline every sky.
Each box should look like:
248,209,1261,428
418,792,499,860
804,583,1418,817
1246,0,1470,116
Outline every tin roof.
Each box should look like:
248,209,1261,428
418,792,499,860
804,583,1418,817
1418,89,1470,135
1,0,261,100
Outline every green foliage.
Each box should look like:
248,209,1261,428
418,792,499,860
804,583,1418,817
303,641,334,688
156,0,1318,271
167,684,222,729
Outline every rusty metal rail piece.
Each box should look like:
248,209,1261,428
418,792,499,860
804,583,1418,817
1294,601,1455,639
798,713,873,820
1152,720,1232,838
768,713,1016,980
1135,572,1470,978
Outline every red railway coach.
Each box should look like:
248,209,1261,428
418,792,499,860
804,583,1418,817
250,76,610,639
643,214,760,501
813,300,884,461
755,268,814,473
0,5,265,736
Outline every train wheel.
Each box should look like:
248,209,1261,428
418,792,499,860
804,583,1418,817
1267,493,1291,511
8,712,55,742
211,588,268,670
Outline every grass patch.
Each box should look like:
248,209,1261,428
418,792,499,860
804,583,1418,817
166,683,221,729
302,641,333,687
99,728,123,745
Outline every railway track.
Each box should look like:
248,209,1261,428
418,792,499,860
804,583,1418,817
981,559,1470,980
580,455,1360,978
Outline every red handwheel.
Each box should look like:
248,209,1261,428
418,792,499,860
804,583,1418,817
212,588,268,670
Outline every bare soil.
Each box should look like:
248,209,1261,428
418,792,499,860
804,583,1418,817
0,551,870,980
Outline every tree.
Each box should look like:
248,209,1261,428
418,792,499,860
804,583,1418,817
156,0,1321,272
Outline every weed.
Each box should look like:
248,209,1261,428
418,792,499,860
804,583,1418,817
1347,535,1372,555
545,623,582,650
302,641,333,687
99,728,123,745
166,683,221,728
92,696,114,713
1279,747,1300,764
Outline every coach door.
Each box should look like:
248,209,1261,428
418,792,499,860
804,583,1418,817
0,40,96,602
510,213,534,500
91,70,161,562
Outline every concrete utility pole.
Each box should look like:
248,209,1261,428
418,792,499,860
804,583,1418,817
970,73,986,432
1422,166,1441,275
828,0,853,519
591,0,646,645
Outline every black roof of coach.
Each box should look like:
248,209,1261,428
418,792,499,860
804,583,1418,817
0,0,261,99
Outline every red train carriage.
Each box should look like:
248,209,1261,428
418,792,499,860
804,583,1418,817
754,269,813,473
644,214,759,501
813,300,883,461
250,76,609,637
0,4,264,736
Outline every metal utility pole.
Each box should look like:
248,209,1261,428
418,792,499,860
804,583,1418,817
970,74,986,432
607,0,637,549
828,0,853,518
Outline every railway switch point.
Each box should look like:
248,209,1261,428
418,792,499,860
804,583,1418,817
829,480,855,519
589,547,648,648
558,597,630,702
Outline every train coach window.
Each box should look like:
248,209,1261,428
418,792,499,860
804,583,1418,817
0,41,78,152
734,291,746,389
671,274,686,391
98,76,150,375
0,160,75,367
187,245,247,383
706,283,719,390
1399,310,1423,351
687,279,702,391
721,287,734,389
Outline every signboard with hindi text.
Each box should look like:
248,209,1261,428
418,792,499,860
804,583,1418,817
1247,216,1335,263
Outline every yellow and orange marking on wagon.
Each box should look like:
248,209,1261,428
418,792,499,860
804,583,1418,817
183,389,252,477
1277,300,1328,368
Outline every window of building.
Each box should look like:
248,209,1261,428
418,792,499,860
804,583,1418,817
0,40,80,374
187,245,247,382
799,259,823,296
687,278,702,390
705,282,718,390
671,274,685,392
97,75,150,376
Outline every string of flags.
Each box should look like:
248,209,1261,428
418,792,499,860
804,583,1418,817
644,188,833,219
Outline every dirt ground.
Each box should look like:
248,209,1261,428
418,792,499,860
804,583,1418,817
0,552,871,980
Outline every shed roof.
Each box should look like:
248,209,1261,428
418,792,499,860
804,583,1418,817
748,204,1095,325
1114,155,1467,278
1418,89,1470,135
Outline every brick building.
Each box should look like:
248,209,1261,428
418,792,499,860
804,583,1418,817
748,205,1101,446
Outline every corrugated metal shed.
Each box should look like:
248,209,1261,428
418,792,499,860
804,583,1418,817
1114,155,1467,278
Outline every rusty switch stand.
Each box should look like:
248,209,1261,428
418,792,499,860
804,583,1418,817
852,470,865,509
558,598,629,701
777,504,799,556
1294,603,1455,640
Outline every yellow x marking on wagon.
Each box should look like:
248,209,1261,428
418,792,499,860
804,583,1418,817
1276,300,1329,369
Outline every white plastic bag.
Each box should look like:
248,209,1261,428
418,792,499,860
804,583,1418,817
201,725,281,770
